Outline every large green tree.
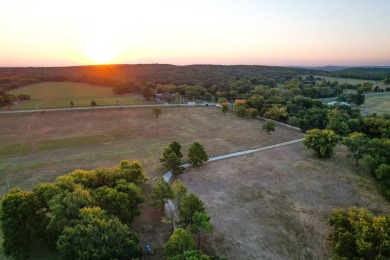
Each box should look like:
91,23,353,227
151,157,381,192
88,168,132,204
169,141,183,158
328,207,390,259
57,207,141,259
115,160,148,186
179,193,206,227
303,129,339,158
152,177,174,211
160,146,183,175
92,181,144,224
342,132,370,165
188,142,208,165
0,188,39,259
164,228,196,257
191,211,214,249
172,180,188,211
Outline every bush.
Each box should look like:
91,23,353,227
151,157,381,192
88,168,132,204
246,108,259,118
17,94,31,100
91,100,97,106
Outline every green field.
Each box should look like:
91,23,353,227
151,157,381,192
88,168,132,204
316,75,387,89
361,93,390,115
4,82,148,110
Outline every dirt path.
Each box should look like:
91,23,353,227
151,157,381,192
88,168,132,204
163,138,305,182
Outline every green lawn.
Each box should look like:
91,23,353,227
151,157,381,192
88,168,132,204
361,93,390,115
4,82,147,110
315,76,386,90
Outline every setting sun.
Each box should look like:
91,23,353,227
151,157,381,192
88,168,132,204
84,42,117,65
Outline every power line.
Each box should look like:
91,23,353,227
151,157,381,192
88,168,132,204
3,113,36,195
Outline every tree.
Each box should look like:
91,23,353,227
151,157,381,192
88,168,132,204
263,105,288,121
160,147,183,175
164,228,196,257
342,132,370,165
70,101,74,107
355,93,365,106
221,102,229,114
179,193,206,227
169,141,183,158
262,119,276,134
188,142,208,165
303,129,339,158
152,107,162,118
0,188,38,259
115,160,148,186
92,181,144,224
172,180,188,211
384,76,390,85
47,188,94,237
235,106,246,117
233,99,247,117
57,207,141,259
91,100,97,106
328,207,390,259
246,108,259,119
326,116,350,137
152,177,174,211
191,211,213,249
375,164,390,200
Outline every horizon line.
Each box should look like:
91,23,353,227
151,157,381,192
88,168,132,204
1,63,390,69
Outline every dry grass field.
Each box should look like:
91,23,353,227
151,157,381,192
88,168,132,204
0,107,304,196
1,106,388,259
179,144,390,259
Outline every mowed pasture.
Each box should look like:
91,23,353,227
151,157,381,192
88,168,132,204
180,144,390,259
0,107,304,196
316,75,387,89
361,93,390,115
3,82,147,110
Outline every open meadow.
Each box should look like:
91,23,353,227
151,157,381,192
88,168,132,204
361,93,390,115
316,75,387,89
3,82,147,110
0,106,388,259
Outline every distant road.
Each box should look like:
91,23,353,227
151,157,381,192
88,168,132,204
0,102,217,114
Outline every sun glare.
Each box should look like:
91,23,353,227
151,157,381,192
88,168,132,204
85,42,117,64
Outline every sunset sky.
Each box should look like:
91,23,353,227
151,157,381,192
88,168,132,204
1,0,389,67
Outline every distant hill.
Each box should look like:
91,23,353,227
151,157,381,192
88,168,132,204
325,67,390,80
0,64,313,90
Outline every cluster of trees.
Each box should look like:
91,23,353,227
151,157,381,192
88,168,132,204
342,117,390,199
2,65,388,103
152,179,214,258
0,89,30,107
160,141,208,178
328,207,390,259
0,160,148,259
151,141,213,258
302,115,390,200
